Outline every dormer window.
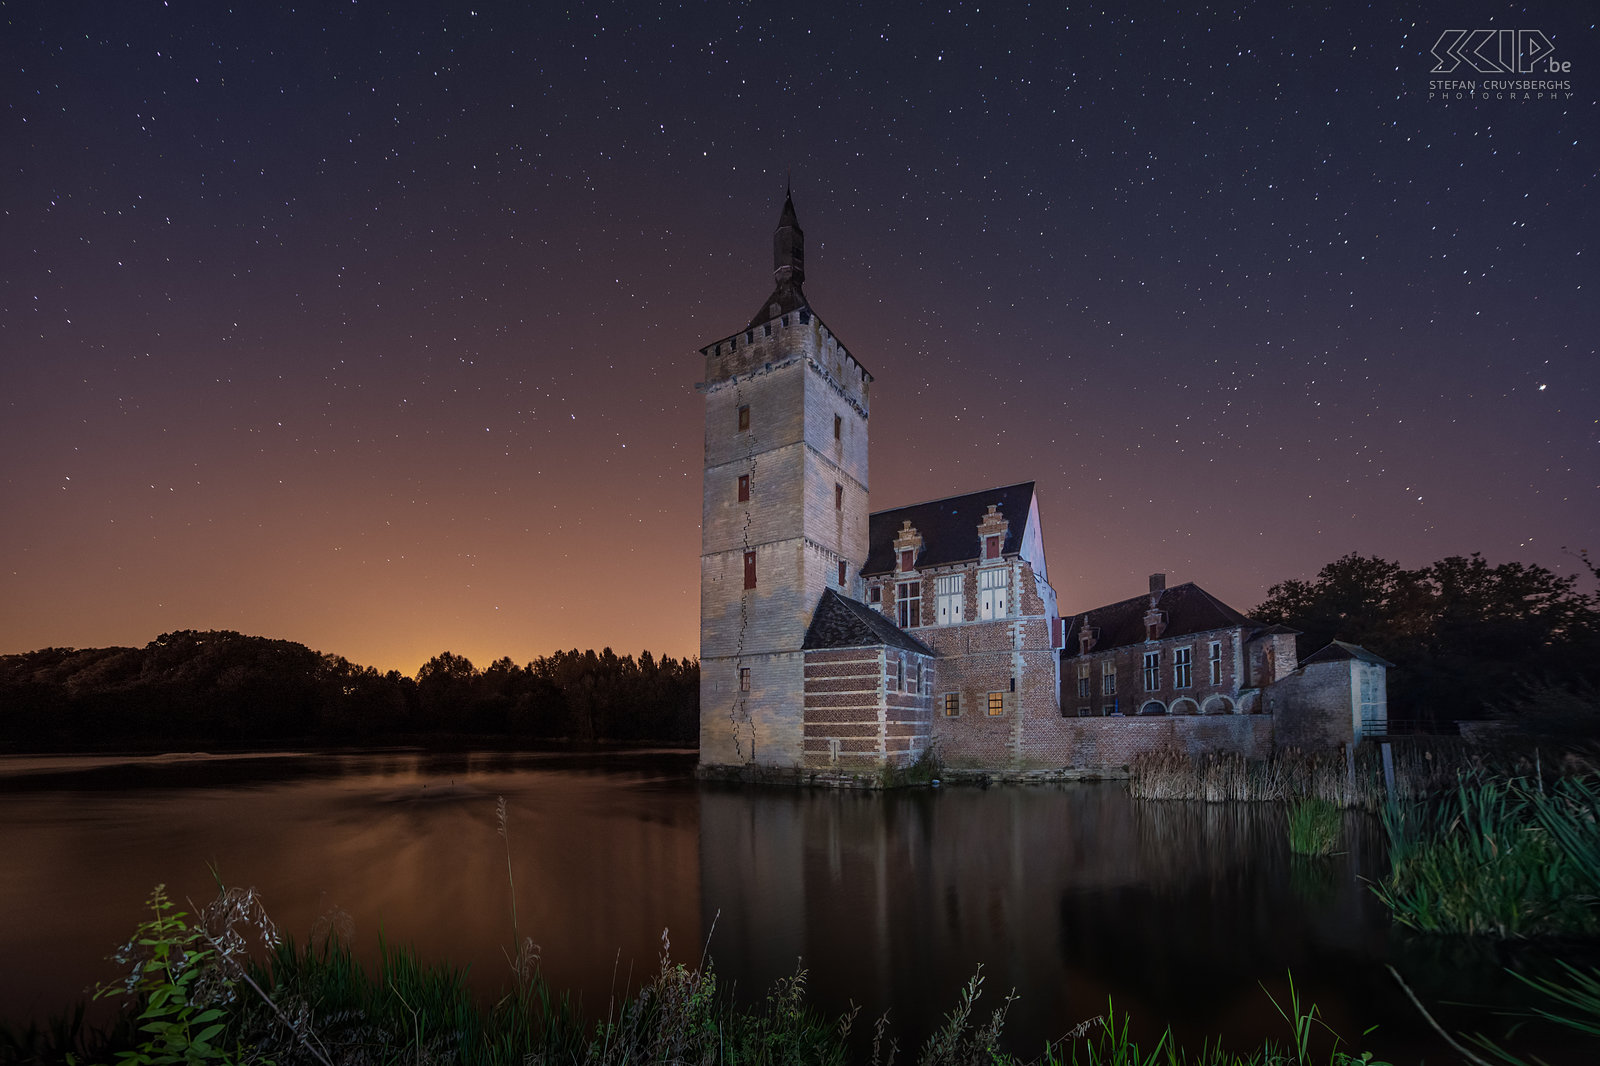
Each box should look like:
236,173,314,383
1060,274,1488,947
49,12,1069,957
1144,610,1167,641
900,548,915,572
1078,626,1098,655
984,535,1002,560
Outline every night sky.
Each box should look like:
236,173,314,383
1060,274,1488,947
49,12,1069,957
4,2,1595,676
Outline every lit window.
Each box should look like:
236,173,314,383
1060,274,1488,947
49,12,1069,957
897,581,921,628
987,691,1005,716
934,574,964,625
978,567,1008,619
1209,642,1222,685
738,667,751,692
737,404,750,431
743,551,756,590
1102,660,1116,695
1174,647,1192,689
1143,651,1160,691
943,692,960,717
737,474,750,502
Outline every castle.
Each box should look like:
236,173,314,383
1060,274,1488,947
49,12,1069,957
696,195,1386,778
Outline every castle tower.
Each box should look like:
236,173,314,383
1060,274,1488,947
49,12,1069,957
697,193,873,768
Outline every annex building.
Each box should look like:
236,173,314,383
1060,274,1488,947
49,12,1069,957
696,196,1383,777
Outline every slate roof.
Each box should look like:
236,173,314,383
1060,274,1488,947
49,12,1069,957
1300,639,1394,668
1060,582,1286,658
802,588,934,655
863,482,1036,576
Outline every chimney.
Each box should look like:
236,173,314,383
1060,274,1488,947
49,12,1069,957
1149,573,1167,594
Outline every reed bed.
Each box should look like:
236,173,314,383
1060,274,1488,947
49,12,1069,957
1127,741,1478,810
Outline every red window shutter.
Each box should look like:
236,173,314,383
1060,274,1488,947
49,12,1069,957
743,551,756,589
900,549,913,572
737,474,750,502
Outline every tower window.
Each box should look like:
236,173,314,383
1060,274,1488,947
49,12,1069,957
737,474,750,502
739,667,751,692
743,551,756,590
737,405,750,431
835,483,843,510
834,414,841,440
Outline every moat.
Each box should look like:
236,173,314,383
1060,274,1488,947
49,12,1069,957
0,748,1584,1062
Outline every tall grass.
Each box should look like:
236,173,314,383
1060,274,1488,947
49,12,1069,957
1287,798,1341,857
1128,742,1475,810
1375,772,1600,938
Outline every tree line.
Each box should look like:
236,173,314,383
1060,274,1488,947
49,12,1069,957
0,631,698,751
1252,551,1600,734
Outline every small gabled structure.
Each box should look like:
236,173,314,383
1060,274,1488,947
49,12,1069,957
1270,640,1394,746
800,589,936,769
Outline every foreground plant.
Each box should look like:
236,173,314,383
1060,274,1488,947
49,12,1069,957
1375,772,1600,937
1287,797,1341,857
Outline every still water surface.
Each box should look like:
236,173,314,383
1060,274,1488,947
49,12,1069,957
0,749,1584,1062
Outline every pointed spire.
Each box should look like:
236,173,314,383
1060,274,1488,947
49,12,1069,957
747,184,811,330
772,184,804,287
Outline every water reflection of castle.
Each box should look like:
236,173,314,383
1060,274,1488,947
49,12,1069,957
697,195,1387,777
696,786,1389,1053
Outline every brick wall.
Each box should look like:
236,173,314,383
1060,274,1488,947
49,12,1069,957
1267,660,1358,751
802,646,934,770
1018,715,1275,769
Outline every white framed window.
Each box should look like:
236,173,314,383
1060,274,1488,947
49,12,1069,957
1209,642,1223,685
1102,660,1116,695
935,574,964,625
910,660,922,695
1143,651,1160,692
1174,647,1193,689
1077,662,1091,700
897,581,921,628
978,566,1009,620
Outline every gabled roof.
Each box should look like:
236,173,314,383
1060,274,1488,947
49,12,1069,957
1300,640,1394,668
1061,582,1274,658
863,482,1036,576
802,589,934,655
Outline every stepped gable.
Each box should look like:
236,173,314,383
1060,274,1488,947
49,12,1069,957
862,482,1035,576
1300,639,1393,667
802,588,934,655
1062,582,1261,657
